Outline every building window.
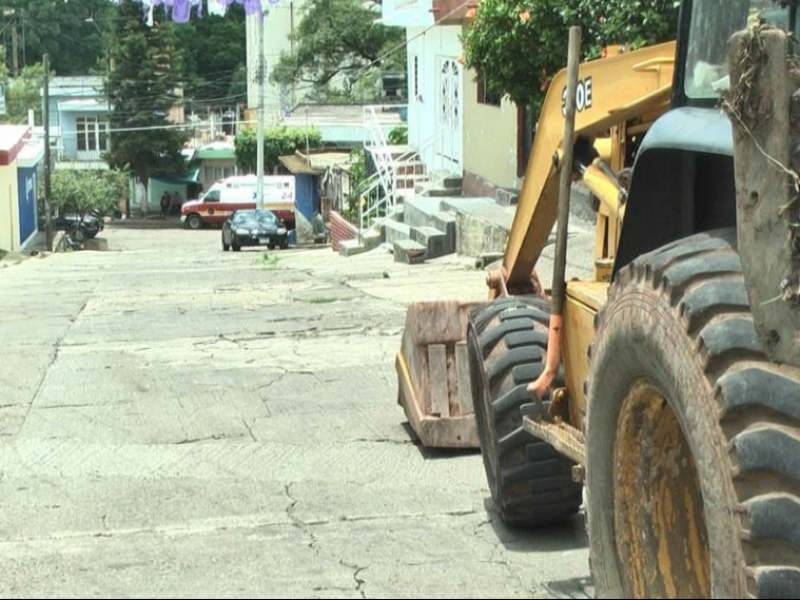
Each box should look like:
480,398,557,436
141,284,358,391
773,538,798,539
76,116,110,152
477,73,501,107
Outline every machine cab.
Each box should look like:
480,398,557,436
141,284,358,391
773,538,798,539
616,0,800,272
674,0,797,108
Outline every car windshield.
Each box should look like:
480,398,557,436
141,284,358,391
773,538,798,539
232,210,279,225
685,0,795,99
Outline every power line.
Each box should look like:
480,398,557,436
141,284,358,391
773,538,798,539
254,0,473,103
22,14,247,86
51,117,252,136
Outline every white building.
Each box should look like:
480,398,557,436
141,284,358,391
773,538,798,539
383,0,523,194
246,0,312,124
382,0,466,176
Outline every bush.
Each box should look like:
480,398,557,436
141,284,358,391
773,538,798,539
463,0,679,113
388,126,408,145
49,170,127,217
235,127,323,172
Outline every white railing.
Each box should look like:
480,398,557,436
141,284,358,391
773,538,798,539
356,172,385,240
363,105,397,209
357,106,457,238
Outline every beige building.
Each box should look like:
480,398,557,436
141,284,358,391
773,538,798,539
383,0,523,199
462,53,522,196
0,125,43,252
246,1,312,125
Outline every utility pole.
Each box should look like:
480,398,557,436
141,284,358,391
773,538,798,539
256,11,266,210
43,54,53,252
11,10,19,78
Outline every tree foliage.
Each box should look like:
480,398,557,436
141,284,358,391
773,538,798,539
234,127,323,173
270,0,406,101
463,0,680,111
51,169,128,217
3,1,245,113
175,3,247,107
105,0,189,186
1,63,46,125
0,37,50,127
3,0,115,76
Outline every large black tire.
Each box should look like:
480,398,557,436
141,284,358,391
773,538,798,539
70,226,87,243
186,213,203,230
587,229,800,599
467,296,583,526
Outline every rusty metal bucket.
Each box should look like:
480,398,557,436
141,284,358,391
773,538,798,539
395,300,483,448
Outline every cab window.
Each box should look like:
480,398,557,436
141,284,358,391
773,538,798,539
685,0,794,99
203,190,220,203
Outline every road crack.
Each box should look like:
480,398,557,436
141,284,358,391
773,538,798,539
242,419,257,442
339,560,368,599
23,293,94,433
284,483,320,554
351,437,418,446
175,433,247,444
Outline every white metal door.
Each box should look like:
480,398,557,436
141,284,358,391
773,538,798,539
436,56,463,173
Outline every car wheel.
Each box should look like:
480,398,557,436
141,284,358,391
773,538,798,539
267,243,276,250
71,226,87,243
280,239,289,250
187,214,203,230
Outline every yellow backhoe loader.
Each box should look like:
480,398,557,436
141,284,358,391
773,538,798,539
395,0,800,597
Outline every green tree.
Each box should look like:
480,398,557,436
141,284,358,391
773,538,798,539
3,64,45,125
463,0,679,113
51,169,127,218
175,3,247,106
5,0,113,75
270,0,406,102
227,63,248,101
234,127,323,173
105,0,188,212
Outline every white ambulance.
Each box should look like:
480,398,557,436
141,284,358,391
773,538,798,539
181,175,296,229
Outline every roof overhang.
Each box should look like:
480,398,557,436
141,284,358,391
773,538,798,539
0,125,30,166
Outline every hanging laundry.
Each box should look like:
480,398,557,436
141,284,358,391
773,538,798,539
170,0,193,23
245,0,263,16
107,0,281,22
209,1,228,15
207,0,228,16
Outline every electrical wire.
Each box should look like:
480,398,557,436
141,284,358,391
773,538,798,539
20,1,470,134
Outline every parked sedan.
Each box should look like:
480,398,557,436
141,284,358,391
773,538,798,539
221,209,289,252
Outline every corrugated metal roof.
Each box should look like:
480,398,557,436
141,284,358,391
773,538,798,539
278,151,352,175
195,148,236,160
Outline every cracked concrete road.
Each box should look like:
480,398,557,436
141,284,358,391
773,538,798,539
0,223,591,599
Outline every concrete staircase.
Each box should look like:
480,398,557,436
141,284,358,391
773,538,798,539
379,198,450,264
339,172,463,261
338,173,517,265
335,175,601,272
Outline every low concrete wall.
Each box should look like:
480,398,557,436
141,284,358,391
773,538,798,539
439,198,514,258
454,211,510,257
329,211,357,252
